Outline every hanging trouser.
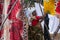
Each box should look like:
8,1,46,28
44,14,51,40
44,26,51,40
28,26,44,40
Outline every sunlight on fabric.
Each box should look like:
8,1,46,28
44,0,55,15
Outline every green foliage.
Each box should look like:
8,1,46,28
25,0,34,4
25,0,29,3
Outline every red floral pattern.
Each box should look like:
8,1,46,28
56,1,60,14
7,0,23,40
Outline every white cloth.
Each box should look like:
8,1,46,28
48,14,60,34
25,7,35,17
35,2,44,16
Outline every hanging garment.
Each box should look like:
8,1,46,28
53,19,60,37
7,0,23,40
54,1,60,34
0,3,3,38
44,14,51,40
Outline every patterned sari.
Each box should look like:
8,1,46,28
9,19,23,40
7,0,23,40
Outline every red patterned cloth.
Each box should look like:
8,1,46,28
0,29,3,38
0,4,3,14
7,0,23,40
0,4,3,25
0,4,3,38
0,31,1,38
32,16,41,26
56,1,60,14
